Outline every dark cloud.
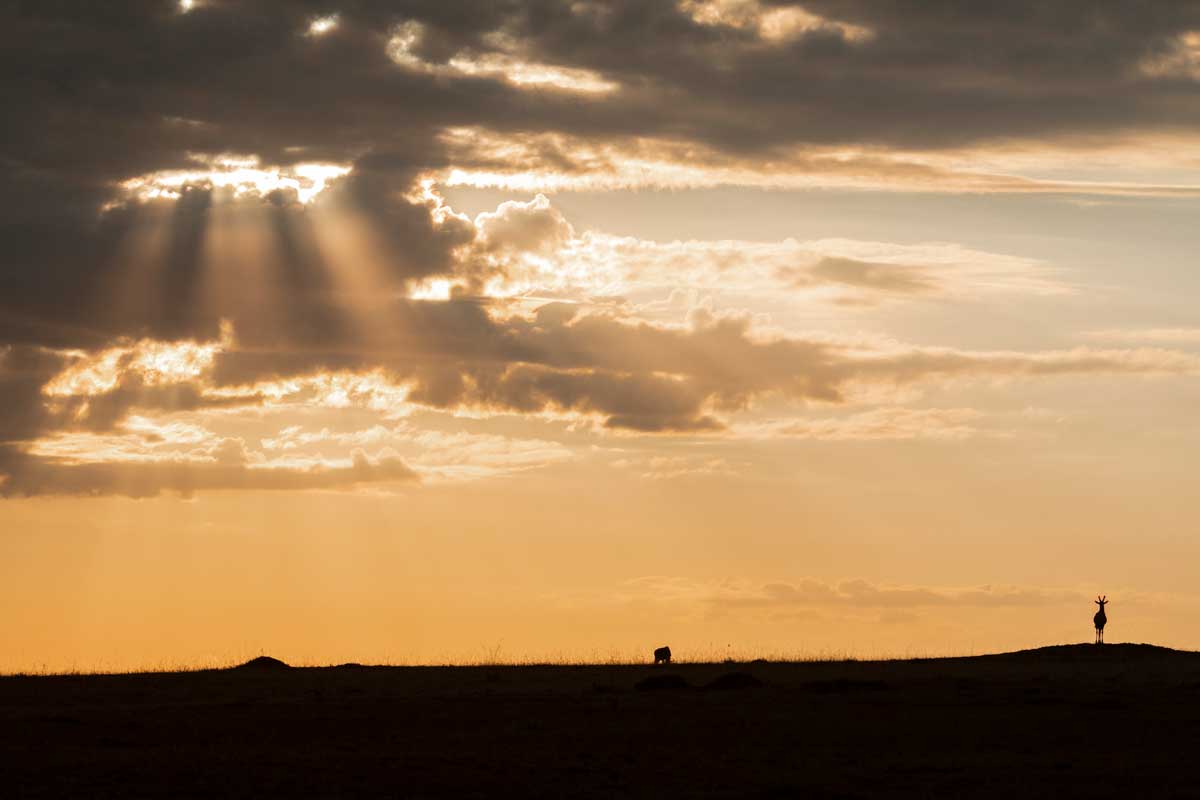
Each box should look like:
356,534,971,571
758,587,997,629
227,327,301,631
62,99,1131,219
1,290,1196,494
510,0,1200,150
8,1,1200,188
6,0,1200,348
0,347,71,444
4,1,1200,493
806,257,937,294
60,376,260,434
208,298,1199,433
777,255,943,296
0,446,417,499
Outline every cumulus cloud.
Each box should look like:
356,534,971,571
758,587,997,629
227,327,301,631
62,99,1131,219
5,1,1200,496
2,1,1195,355
447,202,1067,303
473,194,574,255
329,188,1068,318
12,309,1200,452
3,265,1199,497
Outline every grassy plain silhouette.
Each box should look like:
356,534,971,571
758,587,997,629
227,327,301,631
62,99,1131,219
3,642,1198,797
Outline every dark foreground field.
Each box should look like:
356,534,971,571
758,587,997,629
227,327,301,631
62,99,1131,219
4,643,1200,798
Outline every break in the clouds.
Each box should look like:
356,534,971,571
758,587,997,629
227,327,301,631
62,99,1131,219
4,1,1200,495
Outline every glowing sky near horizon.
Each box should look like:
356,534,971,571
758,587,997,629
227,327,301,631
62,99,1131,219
3,1,1200,671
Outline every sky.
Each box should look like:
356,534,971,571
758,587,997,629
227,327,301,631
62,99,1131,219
4,1,1200,671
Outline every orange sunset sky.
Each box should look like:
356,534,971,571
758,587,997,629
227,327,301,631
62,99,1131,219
4,1,1200,671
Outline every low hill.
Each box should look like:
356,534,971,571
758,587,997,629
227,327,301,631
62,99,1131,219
4,645,1200,797
231,655,292,671
987,642,1197,661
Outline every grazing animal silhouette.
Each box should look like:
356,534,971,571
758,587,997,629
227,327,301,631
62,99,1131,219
1094,595,1108,644
653,646,672,665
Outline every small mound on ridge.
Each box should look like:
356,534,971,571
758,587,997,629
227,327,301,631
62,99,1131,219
233,656,291,671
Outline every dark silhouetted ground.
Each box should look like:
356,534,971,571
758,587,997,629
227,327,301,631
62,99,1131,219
4,643,1199,797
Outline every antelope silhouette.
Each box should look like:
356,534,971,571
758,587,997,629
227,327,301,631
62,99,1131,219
1093,595,1108,644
